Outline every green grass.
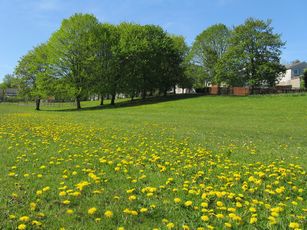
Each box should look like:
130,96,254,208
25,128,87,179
0,95,306,229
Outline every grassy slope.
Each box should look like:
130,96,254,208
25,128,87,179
41,95,307,166
0,94,306,229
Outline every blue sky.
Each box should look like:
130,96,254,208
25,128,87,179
0,0,306,81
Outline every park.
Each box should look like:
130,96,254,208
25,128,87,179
0,94,306,229
0,2,307,230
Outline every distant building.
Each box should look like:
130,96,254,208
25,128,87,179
0,88,18,98
278,61,307,88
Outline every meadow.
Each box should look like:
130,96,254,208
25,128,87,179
0,94,306,229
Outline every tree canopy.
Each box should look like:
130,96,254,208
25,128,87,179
215,18,285,87
11,15,288,109
189,24,230,87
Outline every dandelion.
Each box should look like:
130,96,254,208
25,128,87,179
66,209,74,214
62,200,70,205
184,201,192,207
19,216,30,222
140,208,148,213
250,217,257,224
166,222,175,229
174,198,181,203
17,224,27,230
289,222,300,229
216,201,224,207
104,210,113,218
201,215,209,221
88,207,97,215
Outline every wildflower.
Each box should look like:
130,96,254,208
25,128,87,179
289,222,300,229
104,210,113,218
88,207,97,215
140,208,148,213
59,191,67,196
62,200,70,205
128,195,136,201
19,216,30,222
201,215,209,221
166,222,175,229
184,201,192,207
66,209,74,214
18,224,27,230
174,198,181,203
250,217,257,224
31,220,42,226
216,201,224,207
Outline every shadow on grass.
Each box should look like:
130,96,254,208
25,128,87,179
44,94,204,112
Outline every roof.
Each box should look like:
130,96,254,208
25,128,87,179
285,61,307,70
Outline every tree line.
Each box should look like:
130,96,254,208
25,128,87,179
3,14,286,109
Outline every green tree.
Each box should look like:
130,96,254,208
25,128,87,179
15,43,51,110
168,35,191,93
0,74,17,100
92,23,120,106
48,13,99,109
118,23,162,99
216,18,285,87
189,24,230,86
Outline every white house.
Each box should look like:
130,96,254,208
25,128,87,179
278,61,307,88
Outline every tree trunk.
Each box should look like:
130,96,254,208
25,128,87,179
110,94,115,105
141,89,146,100
173,85,176,94
100,95,104,106
76,97,81,109
35,98,41,111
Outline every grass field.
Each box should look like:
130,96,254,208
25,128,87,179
0,95,306,229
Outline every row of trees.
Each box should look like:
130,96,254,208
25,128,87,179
13,14,189,110
188,18,286,88
5,15,287,109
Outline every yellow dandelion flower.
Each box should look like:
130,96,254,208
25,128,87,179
250,217,257,224
289,222,299,229
184,201,192,207
104,210,113,218
166,222,175,229
18,224,27,230
174,198,181,203
88,207,97,215
66,209,74,214
19,216,30,222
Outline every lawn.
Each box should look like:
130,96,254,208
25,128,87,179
0,94,306,229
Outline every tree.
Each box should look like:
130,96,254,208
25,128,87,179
15,43,51,110
0,74,17,100
48,13,99,109
92,23,120,106
216,18,285,87
168,35,191,93
118,23,163,100
189,24,230,86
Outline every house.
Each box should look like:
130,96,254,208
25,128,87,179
278,61,307,88
0,88,18,99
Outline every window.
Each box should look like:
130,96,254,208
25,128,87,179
293,69,300,76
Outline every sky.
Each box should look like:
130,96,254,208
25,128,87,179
0,0,306,81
